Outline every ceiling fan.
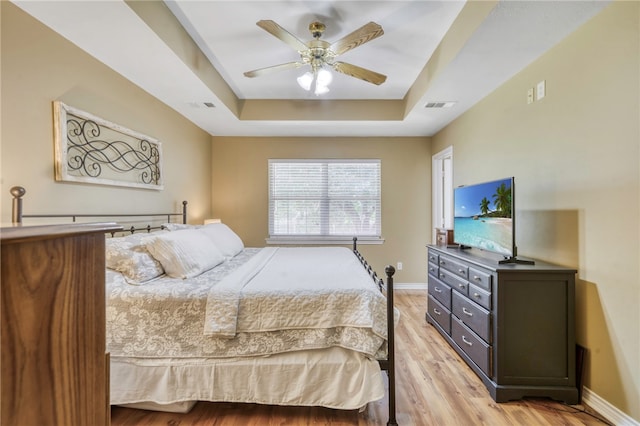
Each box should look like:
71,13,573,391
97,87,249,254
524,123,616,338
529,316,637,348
244,20,387,92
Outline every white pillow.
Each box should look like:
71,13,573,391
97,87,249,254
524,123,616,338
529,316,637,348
146,229,225,279
162,223,200,231
199,223,244,258
105,233,166,285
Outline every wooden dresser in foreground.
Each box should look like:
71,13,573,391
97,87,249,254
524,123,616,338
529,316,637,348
426,244,579,404
1,223,120,426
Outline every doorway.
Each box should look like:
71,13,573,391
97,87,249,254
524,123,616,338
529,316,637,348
431,146,453,243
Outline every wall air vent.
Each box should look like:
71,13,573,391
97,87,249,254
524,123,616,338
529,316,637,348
425,101,456,108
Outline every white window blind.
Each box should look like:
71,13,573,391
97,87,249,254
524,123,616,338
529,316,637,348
268,159,381,241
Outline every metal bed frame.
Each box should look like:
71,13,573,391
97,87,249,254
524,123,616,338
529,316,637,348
9,186,398,425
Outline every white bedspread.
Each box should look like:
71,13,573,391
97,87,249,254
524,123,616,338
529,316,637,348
106,247,389,359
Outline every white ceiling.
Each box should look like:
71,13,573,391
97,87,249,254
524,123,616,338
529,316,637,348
12,0,610,137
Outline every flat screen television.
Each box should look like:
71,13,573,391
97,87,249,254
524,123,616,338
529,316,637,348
453,177,533,264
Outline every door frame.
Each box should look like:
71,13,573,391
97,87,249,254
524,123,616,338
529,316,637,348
432,146,453,243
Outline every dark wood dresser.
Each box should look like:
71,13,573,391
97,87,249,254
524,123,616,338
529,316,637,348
426,244,579,404
1,223,120,426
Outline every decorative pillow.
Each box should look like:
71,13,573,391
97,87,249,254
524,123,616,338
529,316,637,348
199,223,245,258
105,233,166,285
146,229,225,279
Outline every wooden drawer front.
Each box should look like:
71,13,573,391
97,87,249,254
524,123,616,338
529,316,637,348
468,283,491,310
438,254,468,279
452,316,491,377
439,268,468,296
468,267,492,292
452,291,491,342
427,250,439,265
428,276,452,309
427,261,439,278
428,295,451,335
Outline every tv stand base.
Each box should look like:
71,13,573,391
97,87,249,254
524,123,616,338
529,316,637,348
498,256,535,265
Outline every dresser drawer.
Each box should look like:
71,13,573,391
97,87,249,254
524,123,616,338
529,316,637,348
452,291,491,342
427,250,439,265
438,254,468,279
452,316,491,377
468,283,491,310
439,268,468,296
468,267,492,292
427,261,439,278
428,295,451,335
428,276,451,308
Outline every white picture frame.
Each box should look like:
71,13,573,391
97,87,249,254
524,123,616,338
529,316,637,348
53,101,163,190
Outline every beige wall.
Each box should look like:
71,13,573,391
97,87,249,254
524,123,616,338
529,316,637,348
432,2,639,421
211,136,431,283
0,2,212,224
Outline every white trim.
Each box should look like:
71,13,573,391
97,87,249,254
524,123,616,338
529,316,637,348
266,236,385,245
394,283,428,290
582,387,639,426
432,146,453,244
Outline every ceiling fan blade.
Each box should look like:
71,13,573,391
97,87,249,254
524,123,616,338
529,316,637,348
256,20,308,52
330,22,384,56
244,61,305,78
332,61,387,85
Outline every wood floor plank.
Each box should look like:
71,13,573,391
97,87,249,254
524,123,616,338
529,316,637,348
111,290,609,426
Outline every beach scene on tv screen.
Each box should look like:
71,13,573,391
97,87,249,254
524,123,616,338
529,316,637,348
454,178,513,256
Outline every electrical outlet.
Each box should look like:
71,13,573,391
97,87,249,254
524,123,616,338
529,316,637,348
397,262,403,271
527,88,534,104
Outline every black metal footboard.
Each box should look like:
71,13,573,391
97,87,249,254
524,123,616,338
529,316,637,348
352,237,397,426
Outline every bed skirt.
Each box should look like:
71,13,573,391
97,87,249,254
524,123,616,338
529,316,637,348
110,347,385,411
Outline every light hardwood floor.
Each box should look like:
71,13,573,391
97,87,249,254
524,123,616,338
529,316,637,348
111,290,609,426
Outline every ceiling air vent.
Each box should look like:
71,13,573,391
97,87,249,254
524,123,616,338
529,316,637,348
203,102,215,108
425,101,456,108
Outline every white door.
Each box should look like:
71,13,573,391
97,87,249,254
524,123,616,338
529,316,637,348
432,146,453,243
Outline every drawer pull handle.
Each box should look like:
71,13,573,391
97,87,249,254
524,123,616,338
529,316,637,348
439,260,445,265
440,274,446,279
462,336,473,346
433,308,442,316
473,275,481,281
458,283,465,288
473,293,481,298
458,269,465,275
434,287,442,293
462,307,473,317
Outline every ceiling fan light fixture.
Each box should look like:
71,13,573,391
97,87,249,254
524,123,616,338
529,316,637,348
316,68,332,86
314,83,330,96
297,72,314,91
298,68,332,95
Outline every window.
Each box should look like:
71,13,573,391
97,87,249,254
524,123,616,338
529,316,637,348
268,159,382,244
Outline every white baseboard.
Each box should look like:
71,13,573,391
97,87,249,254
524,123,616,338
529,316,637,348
582,387,639,426
394,283,427,290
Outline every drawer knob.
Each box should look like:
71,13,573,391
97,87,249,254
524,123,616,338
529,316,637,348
473,275,481,281
434,287,442,293
433,308,442,316
439,260,445,265
440,274,445,279
473,293,481,298
458,269,465,275
458,283,465,288
462,307,473,317
462,336,473,346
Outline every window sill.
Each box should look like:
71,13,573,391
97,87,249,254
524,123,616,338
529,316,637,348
265,236,385,245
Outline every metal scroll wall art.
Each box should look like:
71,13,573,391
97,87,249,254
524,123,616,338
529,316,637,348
53,101,163,190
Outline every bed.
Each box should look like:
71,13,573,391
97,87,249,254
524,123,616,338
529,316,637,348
9,186,398,425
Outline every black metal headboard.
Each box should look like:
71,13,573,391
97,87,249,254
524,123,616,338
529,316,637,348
9,186,187,234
